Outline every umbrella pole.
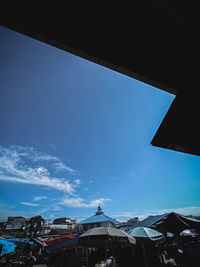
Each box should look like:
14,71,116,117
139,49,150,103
105,244,107,259
142,244,148,267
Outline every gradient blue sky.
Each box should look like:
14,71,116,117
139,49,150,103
1,26,200,222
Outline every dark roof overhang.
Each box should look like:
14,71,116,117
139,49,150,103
3,2,200,156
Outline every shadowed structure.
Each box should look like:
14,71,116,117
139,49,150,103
3,2,200,156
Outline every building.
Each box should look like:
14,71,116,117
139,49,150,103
51,217,76,230
5,217,26,231
47,217,77,236
76,205,118,233
116,217,140,232
0,222,6,234
40,219,51,236
4,215,45,237
53,217,76,225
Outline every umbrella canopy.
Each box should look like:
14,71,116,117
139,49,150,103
128,227,165,245
78,226,136,248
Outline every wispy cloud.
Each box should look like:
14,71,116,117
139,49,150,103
54,162,76,175
0,145,77,193
60,197,111,208
33,196,48,201
20,202,39,207
74,179,81,186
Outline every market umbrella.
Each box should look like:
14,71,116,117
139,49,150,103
78,226,136,248
128,227,165,245
128,227,165,267
78,227,136,266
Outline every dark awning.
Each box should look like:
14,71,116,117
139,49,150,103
132,212,200,235
44,234,79,252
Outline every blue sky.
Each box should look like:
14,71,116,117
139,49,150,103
1,25,200,222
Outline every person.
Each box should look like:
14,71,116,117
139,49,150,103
107,256,116,266
94,256,115,267
162,250,177,266
89,249,104,267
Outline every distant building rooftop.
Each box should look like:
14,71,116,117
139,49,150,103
132,214,167,228
53,217,76,225
6,216,26,230
78,205,118,225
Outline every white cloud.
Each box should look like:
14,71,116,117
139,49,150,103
0,145,77,193
74,179,81,186
60,197,111,208
54,162,76,174
20,202,39,207
32,154,58,162
60,198,84,208
33,196,48,201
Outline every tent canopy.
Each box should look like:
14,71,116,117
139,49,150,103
5,238,34,250
132,212,200,235
0,239,16,255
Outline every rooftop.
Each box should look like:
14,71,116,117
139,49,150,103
78,206,118,225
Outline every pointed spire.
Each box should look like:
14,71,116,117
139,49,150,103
95,204,104,215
